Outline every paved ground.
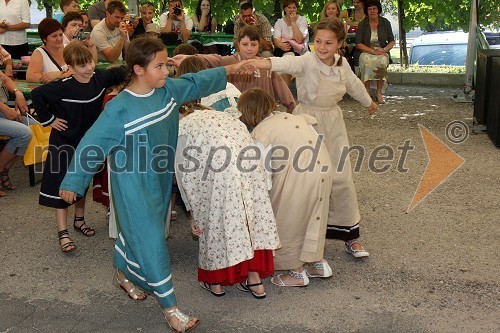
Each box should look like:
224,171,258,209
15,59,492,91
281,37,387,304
1,84,499,333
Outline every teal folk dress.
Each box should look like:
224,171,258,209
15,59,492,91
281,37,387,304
60,67,227,308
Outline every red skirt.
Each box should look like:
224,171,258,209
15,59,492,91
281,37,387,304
198,250,274,286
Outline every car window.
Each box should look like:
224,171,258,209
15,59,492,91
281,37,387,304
410,44,468,66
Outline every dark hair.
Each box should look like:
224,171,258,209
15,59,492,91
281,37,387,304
238,88,276,128
173,43,199,56
195,0,212,18
125,37,165,79
176,56,206,77
38,18,63,43
363,0,381,15
79,10,88,18
59,0,78,11
282,0,299,15
62,11,83,30
314,18,345,66
237,25,260,43
240,2,254,12
106,0,127,14
63,41,93,66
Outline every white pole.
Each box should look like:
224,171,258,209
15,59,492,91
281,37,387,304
454,0,477,102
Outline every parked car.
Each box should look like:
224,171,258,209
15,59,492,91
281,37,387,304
409,31,468,66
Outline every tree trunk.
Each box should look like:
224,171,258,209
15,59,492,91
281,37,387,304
397,0,409,68
44,3,53,19
273,0,282,22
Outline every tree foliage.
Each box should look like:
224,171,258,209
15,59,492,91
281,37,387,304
391,0,499,32
34,0,499,31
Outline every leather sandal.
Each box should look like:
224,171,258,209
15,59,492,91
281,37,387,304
271,269,309,287
58,229,77,253
1,168,16,190
114,269,147,301
73,216,95,237
236,279,266,299
164,308,200,333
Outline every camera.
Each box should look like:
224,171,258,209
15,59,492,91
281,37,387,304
77,29,91,41
173,4,182,16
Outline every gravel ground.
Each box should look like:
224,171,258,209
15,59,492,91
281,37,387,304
1,84,499,333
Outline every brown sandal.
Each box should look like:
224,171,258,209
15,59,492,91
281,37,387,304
58,229,77,253
1,168,16,191
73,216,95,236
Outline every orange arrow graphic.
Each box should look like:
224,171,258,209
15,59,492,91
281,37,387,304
408,124,465,211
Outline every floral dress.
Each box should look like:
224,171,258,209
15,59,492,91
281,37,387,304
175,109,280,284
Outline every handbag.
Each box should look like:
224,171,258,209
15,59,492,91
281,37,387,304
23,113,51,166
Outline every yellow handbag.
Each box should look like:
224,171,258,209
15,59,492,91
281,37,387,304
23,113,51,166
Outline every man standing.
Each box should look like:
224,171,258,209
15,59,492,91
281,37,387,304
90,0,129,62
234,1,273,57
159,0,193,44
88,0,113,29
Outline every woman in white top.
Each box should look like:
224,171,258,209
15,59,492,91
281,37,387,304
27,18,72,83
0,0,30,59
272,0,309,57
61,12,98,62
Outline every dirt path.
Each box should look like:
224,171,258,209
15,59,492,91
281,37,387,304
1,84,499,333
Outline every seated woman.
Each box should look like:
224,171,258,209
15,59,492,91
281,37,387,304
131,2,156,38
192,0,217,33
273,0,309,57
61,12,98,62
354,0,394,104
26,19,71,83
0,69,31,197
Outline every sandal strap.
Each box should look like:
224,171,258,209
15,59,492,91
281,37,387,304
245,281,263,288
58,229,70,238
165,308,192,332
289,269,305,279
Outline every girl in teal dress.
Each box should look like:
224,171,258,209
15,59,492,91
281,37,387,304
59,37,251,332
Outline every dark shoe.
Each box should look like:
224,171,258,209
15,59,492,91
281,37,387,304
58,229,76,253
237,279,266,299
199,281,225,297
73,216,95,237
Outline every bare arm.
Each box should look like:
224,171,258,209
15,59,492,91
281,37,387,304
101,23,128,63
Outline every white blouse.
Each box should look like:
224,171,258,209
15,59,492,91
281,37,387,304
270,52,372,107
0,0,30,46
273,15,309,55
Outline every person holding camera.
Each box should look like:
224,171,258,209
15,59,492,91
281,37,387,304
61,12,97,63
159,0,193,44
233,1,273,57
90,0,129,62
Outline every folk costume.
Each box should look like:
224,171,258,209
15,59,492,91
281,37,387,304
60,67,228,308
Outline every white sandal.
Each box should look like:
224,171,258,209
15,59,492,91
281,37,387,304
271,269,309,287
306,260,333,278
164,308,200,333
